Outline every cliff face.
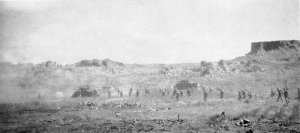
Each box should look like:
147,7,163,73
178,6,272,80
250,40,300,54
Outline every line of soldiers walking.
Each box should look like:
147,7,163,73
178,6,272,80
171,87,225,102
107,89,124,98
107,86,300,104
238,89,253,102
128,87,140,98
270,87,296,104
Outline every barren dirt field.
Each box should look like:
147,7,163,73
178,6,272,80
1,93,299,133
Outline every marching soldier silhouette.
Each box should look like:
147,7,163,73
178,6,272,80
136,89,140,98
187,90,191,97
219,88,224,101
204,90,208,102
129,87,133,97
107,90,111,98
242,89,247,99
276,88,283,102
120,90,123,97
283,87,290,104
238,91,242,102
297,88,300,102
247,90,252,99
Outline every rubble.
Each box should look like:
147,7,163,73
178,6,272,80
74,59,127,74
235,119,251,127
101,102,143,110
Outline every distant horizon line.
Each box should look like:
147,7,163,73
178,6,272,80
1,39,299,66
0,57,237,66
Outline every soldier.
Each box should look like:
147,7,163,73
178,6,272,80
242,89,247,99
161,89,165,97
180,90,184,97
187,90,191,97
247,90,252,99
120,90,123,97
176,91,180,101
276,88,283,102
217,110,225,122
238,91,242,102
172,89,177,99
297,88,300,102
218,111,226,121
129,87,133,97
218,88,224,101
270,88,276,98
108,90,111,98
136,89,140,98
204,90,208,102
283,87,290,104
117,89,120,95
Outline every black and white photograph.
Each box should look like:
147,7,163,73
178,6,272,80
0,0,299,132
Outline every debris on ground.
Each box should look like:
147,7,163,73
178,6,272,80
235,119,251,127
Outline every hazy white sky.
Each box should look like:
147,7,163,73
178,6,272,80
0,0,299,64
